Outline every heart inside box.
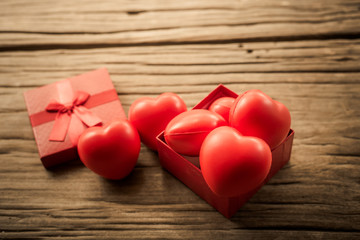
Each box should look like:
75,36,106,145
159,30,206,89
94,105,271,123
157,124,294,219
156,84,294,218
172,84,237,169
191,84,239,110
158,129,294,171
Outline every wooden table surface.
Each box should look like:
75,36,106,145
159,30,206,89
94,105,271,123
1,0,359,239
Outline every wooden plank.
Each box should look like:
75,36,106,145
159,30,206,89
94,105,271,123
2,0,359,33
1,74,359,232
0,0,360,49
0,229,358,240
1,0,360,238
0,39,359,88
0,47,359,234
1,81,360,157
0,76,359,231
0,152,359,234
0,148,359,213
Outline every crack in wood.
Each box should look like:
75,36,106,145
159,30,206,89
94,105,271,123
0,33,359,52
2,16,360,35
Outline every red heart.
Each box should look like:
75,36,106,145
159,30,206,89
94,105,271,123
77,120,141,180
229,89,291,149
129,93,187,150
164,109,227,156
200,126,272,197
208,96,235,122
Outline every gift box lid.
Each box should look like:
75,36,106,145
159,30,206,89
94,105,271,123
24,68,126,168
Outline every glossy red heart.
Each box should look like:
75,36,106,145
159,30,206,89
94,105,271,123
129,92,187,150
77,120,141,180
164,109,227,156
208,97,235,122
229,89,291,149
200,126,272,197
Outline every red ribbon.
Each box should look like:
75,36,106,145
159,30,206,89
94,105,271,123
45,91,102,142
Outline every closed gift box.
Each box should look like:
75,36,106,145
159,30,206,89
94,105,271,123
24,68,126,168
156,84,294,218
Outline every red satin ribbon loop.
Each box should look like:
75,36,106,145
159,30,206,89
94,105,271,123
46,91,102,142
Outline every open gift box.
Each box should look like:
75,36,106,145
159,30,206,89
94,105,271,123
24,68,126,168
156,84,294,218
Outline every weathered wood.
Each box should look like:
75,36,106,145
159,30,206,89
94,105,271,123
0,0,359,239
0,39,359,87
0,0,360,49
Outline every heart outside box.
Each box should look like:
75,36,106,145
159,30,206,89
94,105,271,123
156,84,294,218
23,68,126,168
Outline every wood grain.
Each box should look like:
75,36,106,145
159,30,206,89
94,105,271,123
0,0,359,239
0,0,360,50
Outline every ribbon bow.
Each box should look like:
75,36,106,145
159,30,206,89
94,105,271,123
46,91,102,141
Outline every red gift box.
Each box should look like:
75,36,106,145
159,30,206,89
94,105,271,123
156,84,294,218
24,68,126,168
